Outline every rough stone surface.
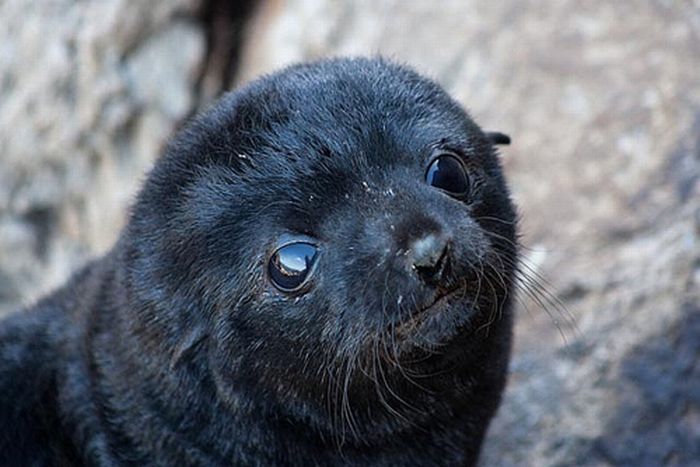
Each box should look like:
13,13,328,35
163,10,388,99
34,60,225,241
0,0,205,314
2,0,700,464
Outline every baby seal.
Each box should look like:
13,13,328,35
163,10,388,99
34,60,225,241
0,57,517,466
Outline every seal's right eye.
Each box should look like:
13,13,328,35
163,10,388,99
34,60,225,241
268,242,319,293
425,153,470,196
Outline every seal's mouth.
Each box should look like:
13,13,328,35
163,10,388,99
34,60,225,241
423,285,464,312
393,284,469,340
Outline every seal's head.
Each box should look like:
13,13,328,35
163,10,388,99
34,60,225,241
125,57,517,446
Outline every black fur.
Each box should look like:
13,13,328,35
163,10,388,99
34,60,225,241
0,57,518,466
484,132,511,146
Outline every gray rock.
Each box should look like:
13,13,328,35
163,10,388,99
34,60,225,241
0,0,204,315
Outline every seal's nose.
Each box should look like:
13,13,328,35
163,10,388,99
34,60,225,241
409,233,448,282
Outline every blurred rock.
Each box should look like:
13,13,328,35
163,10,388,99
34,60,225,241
0,0,205,314
236,0,700,464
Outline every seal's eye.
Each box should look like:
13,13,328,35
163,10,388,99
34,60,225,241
268,242,319,293
425,154,470,195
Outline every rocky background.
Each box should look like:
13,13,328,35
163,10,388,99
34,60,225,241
1,0,699,465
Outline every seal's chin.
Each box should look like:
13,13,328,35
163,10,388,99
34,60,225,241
393,283,474,346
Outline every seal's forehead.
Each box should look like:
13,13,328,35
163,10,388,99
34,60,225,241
226,59,477,168
164,57,488,201
238,58,462,127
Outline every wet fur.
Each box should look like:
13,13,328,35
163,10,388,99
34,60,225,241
0,57,518,466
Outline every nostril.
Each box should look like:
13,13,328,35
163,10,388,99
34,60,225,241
410,233,448,272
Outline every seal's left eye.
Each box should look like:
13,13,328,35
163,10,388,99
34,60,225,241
268,242,319,293
425,154,470,195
